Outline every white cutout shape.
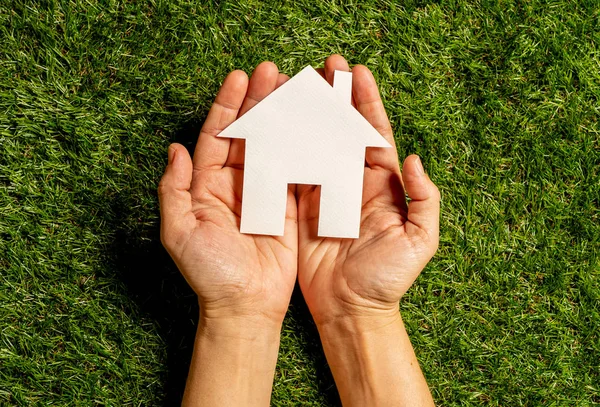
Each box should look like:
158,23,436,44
218,66,392,238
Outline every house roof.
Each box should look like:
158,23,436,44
218,65,392,149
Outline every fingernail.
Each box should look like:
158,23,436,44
415,156,424,175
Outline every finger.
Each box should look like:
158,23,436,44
283,184,299,245
193,70,248,171
238,61,280,116
158,143,197,256
225,61,279,168
324,54,350,86
297,185,321,241
276,73,290,88
402,155,440,243
352,65,399,172
316,67,326,79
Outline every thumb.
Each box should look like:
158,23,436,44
402,155,440,242
158,143,195,255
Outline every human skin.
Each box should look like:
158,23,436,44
297,55,439,407
158,55,439,406
158,61,296,406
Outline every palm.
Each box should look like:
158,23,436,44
298,168,432,319
176,167,297,318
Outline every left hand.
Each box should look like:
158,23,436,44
158,62,296,326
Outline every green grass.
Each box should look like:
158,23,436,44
1,0,599,405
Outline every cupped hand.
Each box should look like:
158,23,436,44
297,55,441,325
158,62,296,325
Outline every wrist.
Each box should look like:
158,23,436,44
183,312,283,406
316,310,402,343
198,311,283,342
309,298,401,330
315,312,434,407
199,296,289,331
316,312,406,407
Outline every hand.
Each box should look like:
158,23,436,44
158,61,296,326
159,62,296,407
297,55,441,326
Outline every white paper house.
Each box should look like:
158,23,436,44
219,66,391,238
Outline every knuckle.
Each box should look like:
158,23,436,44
157,177,171,197
431,184,441,201
432,235,440,252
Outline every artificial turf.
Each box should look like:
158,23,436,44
1,0,598,405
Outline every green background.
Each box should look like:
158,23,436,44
1,0,598,405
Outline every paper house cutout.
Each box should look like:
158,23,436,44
218,66,392,238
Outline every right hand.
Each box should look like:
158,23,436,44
297,55,441,327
